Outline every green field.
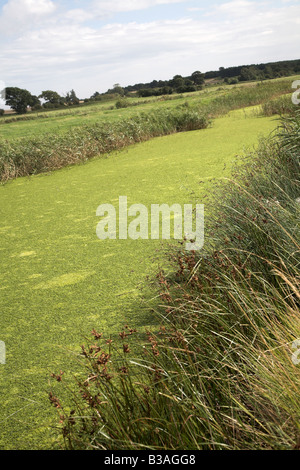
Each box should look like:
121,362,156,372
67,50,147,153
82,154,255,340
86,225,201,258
0,103,280,449
0,76,296,141
0,91,209,139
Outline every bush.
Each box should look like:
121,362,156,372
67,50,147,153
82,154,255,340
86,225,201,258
31,104,43,111
115,99,130,109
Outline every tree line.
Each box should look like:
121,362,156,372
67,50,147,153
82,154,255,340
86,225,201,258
2,59,300,114
206,58,300,82
3,88,80,114
89,72,205,101
89,59,300,102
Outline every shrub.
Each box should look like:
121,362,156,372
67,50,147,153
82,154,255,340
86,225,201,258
115,99,130,109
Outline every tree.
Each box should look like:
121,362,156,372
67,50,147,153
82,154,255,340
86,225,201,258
5,87,35,114
39,90,64,108
104,84,125,96
29,95,42,110
90,91,100,100
161,86,173,95
219,67,226,78
65,89,79,106
190,71,205,86
184,79,194,87
239,66,263,82
171,75,184,89
113,84,125,96
264,65,274,79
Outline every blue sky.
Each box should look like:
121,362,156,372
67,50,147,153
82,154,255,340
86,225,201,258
0,0,299,100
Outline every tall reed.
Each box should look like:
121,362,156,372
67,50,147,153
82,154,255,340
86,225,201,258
49,110,300,450
0,107,209,182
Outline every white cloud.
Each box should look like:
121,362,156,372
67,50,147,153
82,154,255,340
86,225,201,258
213,0,257,15
65,9,94,24
92,0,188,15
0,0,299,98
0,0,56,34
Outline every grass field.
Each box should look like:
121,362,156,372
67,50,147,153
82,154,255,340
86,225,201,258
0,91,210,139
0,76,297,141
0,104,280,449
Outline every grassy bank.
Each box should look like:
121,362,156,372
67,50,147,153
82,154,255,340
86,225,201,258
50,110,300,450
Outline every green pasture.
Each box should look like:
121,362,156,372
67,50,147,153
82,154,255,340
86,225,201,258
0,107,279,449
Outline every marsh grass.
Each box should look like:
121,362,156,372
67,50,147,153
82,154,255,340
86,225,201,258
50,110,300,450
260,94,296,117
201,79,294,117
0,107,209,182
0,77,296,182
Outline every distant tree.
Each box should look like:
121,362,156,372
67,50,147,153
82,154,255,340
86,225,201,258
113,84,125,96
104,84,125,96
171,75,185,89
239,66,263,82
161,86,173,95
90,91,100,100
149,80,159,89
138,88,154,98
39,90,65,108
29,95,42,110
184,79,194,87
65,91,71,104
176,85,197,94
65,89,79,105
219,67,226,78
0,84,5,101
0,109,4,116
138,86,174,98
5,87,35,114
190,71,205,86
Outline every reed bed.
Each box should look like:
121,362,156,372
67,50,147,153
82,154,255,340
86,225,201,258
0,107,209,182
0,77,295,182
